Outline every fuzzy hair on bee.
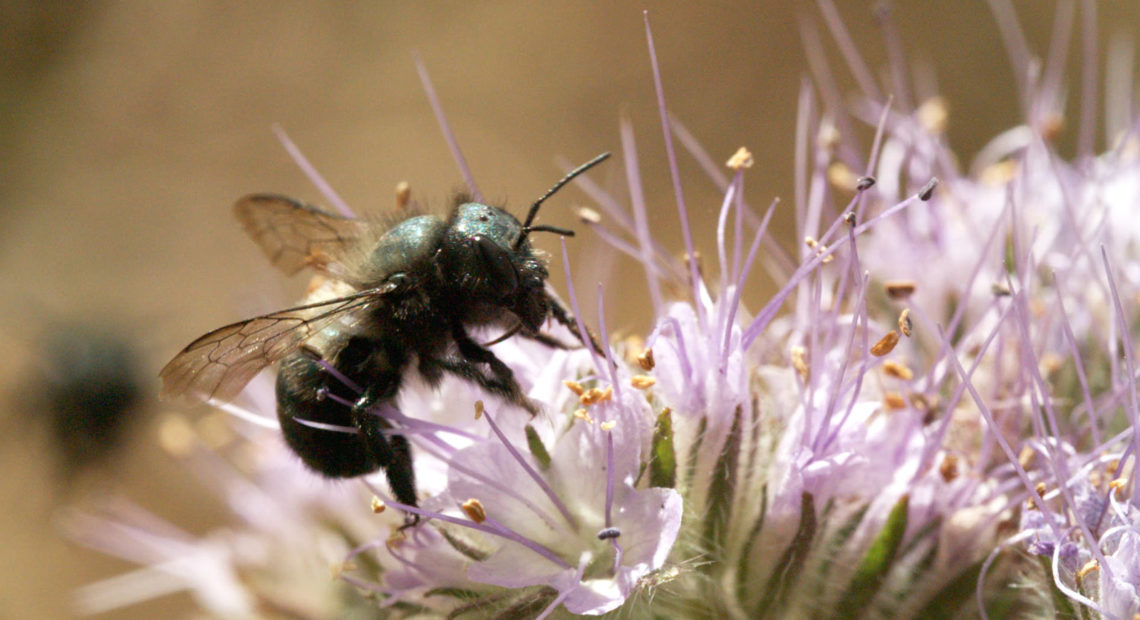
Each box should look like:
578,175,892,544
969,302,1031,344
160,153,610,524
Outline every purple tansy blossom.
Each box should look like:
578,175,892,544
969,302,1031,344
68,4,1140,619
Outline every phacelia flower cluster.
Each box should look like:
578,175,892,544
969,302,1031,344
69,4,1140,619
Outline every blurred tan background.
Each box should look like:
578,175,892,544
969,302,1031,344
2,2,1138,618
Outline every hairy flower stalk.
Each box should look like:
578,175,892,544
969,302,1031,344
68,4,1140,619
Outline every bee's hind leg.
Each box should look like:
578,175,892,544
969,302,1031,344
350,370,420,526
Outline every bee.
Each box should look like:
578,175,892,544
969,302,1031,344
160,153,609,523
31,324,146,481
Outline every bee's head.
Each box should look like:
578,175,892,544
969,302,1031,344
444,202,551,330
442,153,610,330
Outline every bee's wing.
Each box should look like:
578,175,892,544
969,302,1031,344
159,286,390,404
234,194,372,277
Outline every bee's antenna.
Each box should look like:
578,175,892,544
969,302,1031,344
517,152,611,248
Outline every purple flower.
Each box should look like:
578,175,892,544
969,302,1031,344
69,4,1140,619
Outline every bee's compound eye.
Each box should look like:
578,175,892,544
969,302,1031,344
475,234,518,294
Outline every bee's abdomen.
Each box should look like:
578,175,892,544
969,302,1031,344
275,351,380,478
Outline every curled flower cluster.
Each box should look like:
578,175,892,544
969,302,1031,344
70,4,1140,619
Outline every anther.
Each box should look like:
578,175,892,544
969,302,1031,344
884,280,916,299
597,527,622,540
461,498,487,524
726,147,754,170
631,375,656,389
871,331,900,356
918,178,939,201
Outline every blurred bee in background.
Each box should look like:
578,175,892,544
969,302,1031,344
22,324,148,482
161,153,609,523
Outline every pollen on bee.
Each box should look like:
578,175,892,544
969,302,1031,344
600,420,616,431
461,498,487,524
631,375,656,389
897,308,912,337
882,359,913,381
726,146,753,170
371,496,386,514
871,331,900,357
564,380,586,396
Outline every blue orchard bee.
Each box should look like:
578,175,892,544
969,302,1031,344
160,153,609,524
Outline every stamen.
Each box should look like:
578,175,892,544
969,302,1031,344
596,284,621,397
870,331,900,357
898,308,912,337
413,53,482,203
939,454,960,482
883,392,906,410
394,181,411,210
272,125,355,218
918,177,939,201
721,197,779,370
725,147,753,170
596,527,621,540
481,408,579,530
884,280,916,299
315,358,363,394
535,556,588,620
619,115,666,313
362,480,571,569
645,11,701,325
604,430,615,528
630,375,656,390
293,418,356,434
636,348,655,371
856,176,877,191
560,239,606,375
461,499,487,524
882,359,914,381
